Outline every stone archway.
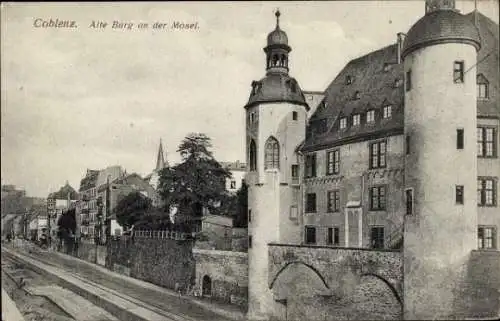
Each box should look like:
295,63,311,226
269,261,333,321
202,275,212,296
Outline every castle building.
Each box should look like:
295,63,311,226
300,4,498,252
246,1,498,320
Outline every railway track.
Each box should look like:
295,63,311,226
1,255,75,321
2,247,205,321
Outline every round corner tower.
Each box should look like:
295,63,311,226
402,0,481,319
245,10,309,320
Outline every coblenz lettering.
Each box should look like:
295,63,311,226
33,18,77,28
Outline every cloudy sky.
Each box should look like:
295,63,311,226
1,1,498,197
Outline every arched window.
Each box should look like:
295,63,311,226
249,140,257,171
265,137,280,169
281,55,287,67
272,55,278,67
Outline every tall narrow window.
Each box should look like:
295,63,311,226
370,227,385,249
327,228,334,245
249,140,257,171
383,105,392,119
366,110,375,123
477,127,497,158
292,111,298,120
478,226,496,249
291,164,299,183
457,129,464,149
453,61,464,83
248,209,251,222
305,226,316,244
306,193,317,213
327,227,340,245
327,190,340,212
326,150,340,175
406,69,412,91
353,114,361,126
370,186,386,211
477,74,489,99
248,235,252,248
369,140,387,169
405,188,413,215
406,135,411,155
264,137,279,169
456,185,464,204
478,178,497,207
340,117,347,129
305,154,317,178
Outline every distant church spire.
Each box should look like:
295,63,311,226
155,139,167,171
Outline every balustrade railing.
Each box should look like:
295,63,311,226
133,230,195,241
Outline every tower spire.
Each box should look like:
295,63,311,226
155,139,166,171
275,9,280,29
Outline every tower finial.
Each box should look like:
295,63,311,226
275,9,281,28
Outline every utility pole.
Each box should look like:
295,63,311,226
47,198,51,248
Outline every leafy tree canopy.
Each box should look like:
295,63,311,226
115,191,152,230
233,181,248,228
158,133,231,232
57,208,76,238
134,209,173,230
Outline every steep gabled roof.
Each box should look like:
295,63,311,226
302,44,404,152
466,11,500,118
302,11,498,152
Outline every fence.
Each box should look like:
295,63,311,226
133,230,194,241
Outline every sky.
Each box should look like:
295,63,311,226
1,1,498,197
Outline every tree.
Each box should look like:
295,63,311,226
233,182,248,228
115,191,152,230
158,133,231,233
134,209,173,230
57,208,76,239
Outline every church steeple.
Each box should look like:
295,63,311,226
264,9,291,75
155,139,167,171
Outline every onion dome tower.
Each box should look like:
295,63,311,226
245,10,308,320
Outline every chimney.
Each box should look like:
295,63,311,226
397,32,406,64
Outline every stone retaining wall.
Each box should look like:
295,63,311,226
106,237,195,292
193,248,248,307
